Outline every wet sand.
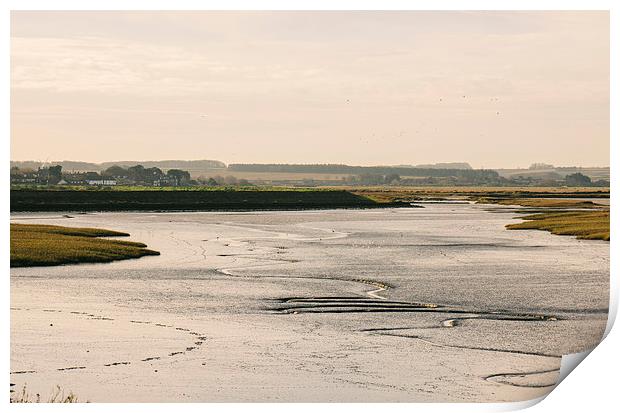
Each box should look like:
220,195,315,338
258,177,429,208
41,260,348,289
10,204,609,402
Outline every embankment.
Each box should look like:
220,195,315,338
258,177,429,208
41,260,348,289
10,189,405,212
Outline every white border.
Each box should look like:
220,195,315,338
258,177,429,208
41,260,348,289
2,1,616,412
0,0,616,11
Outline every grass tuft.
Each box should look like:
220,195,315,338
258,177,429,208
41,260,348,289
506,211,609,241
10,384,81,403
476,198,605,209
10,223,160,267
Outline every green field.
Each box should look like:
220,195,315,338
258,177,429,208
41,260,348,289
10,184,334,192
10,224,160,267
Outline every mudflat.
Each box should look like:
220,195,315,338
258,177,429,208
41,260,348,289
10,203,609,402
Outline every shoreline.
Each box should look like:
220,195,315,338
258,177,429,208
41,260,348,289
9,203,415,213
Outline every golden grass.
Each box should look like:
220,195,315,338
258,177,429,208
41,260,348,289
506,211,610,241
10,223,160,267
346,187,609,204
477,198,605,208
346,186,609,195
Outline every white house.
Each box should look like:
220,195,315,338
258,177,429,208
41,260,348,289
86,179,117,186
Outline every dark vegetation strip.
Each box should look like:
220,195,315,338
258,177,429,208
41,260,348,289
10,189,410,212
10,223,160,267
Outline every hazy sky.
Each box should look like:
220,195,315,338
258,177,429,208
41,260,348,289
11,11,609,168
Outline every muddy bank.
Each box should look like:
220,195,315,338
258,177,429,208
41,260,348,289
10,189,409,212
10,204,608,402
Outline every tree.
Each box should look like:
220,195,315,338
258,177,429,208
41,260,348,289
565,172,592,187
593,179,610,187
384,173,401,184
127,165,146,181
166,169,191,184
145,167,164,181
84,171,101,180
223,176,238,185
103,165,128,178
48,165,62,184
127,165,163,183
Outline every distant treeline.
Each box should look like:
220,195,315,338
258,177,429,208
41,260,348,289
100,160,226,170
228,164,500,179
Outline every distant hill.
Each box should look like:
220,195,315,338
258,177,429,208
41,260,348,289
391,162,472,170
99,160,226,171
413,162,472,170
11,159,226,173
495,166,609,181
11,160,101,171
227,163,496,178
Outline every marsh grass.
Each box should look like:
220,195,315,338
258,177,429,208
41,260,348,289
477,198,604,208
506,211,610,241
11,384,80,403
348,187,609,204
10,223,160,267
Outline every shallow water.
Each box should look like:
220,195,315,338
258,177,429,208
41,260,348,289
10,204,609,402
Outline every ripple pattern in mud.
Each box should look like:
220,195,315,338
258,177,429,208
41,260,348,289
485,368,560,388
274,296,438,314
271,293,563,388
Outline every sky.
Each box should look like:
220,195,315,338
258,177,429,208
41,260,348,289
10,11,609,168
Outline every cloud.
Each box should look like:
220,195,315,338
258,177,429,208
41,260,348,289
11,36,329,96
10,11,609,167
